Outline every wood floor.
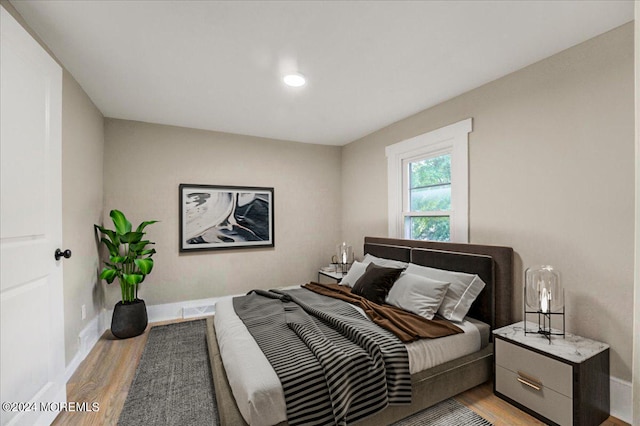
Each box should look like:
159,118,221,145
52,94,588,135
54,318,629,426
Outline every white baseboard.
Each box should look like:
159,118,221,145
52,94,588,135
99,296,228,325
146,296,221,322
65,297,635,424
64,313,106,382
610,376,632,423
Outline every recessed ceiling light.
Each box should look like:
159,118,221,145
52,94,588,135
283,73,306,87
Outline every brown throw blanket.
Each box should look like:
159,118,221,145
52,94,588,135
303,282,462,342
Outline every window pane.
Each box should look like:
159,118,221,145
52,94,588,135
409,154,451,211
410,154,451,188
406,216,450,241
410,184,451,211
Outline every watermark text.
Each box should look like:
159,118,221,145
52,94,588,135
2,401,100,413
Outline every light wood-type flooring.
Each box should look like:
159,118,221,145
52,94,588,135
53,318,629,426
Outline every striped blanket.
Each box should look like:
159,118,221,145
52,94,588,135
233,287,411,426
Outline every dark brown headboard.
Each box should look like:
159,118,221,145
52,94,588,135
364,237,514,330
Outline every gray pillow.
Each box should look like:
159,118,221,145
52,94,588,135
340,261,367,287
406,263,486,322
386,273,451,320
362,253,409,269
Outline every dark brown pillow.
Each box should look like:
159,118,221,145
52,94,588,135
351,263,403,304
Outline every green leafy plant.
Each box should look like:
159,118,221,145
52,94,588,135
95,210,158,303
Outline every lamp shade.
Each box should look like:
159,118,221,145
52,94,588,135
525,265,563,313
336,242,352,265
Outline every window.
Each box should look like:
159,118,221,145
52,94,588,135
386,118,471,243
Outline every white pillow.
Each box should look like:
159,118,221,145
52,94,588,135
386,273,450,320
340,261,368,287
405,263,486,322
362,253,409,270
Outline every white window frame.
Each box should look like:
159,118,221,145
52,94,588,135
386,118,472,243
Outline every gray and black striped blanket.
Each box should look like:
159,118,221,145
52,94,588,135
233,287,411,426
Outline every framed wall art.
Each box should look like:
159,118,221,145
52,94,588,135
179,184,274,252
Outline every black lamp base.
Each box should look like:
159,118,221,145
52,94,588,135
524,309,565,343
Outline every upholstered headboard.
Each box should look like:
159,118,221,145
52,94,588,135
363,237,514,330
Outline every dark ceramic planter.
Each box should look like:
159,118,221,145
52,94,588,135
111,299,148,339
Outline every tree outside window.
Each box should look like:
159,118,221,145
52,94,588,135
405,154,451,241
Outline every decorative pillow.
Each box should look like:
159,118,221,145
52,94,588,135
405,263,486,322
385,273,451,320
362,253,409,270
351,263,403,305
340,261,367,287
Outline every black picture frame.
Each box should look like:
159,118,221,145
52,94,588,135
179,184,274,252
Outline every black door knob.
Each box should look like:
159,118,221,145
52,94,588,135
55,249,72,261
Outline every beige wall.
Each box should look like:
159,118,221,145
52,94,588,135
103,119,341,306
342,23,635,381
633,3,639,424
61,71,105,365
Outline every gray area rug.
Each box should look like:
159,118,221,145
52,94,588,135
391,398,493,426
118,320,218,426
120,319,491,426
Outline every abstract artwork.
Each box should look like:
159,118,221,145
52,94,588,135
179,184,274,252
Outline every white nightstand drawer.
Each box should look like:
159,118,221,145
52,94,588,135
496,365,572,426
495,338,572,398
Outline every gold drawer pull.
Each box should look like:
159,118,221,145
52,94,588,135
517,377,541,391
516,371,542,391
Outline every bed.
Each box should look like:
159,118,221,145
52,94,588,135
206,236,514,425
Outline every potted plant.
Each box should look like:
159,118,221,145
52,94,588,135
95,210,158,339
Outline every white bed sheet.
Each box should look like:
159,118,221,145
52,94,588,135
214,293,487,426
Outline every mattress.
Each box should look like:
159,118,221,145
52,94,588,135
214,291,490,426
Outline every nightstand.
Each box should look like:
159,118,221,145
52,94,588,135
317,269,344,284
493,321,609,426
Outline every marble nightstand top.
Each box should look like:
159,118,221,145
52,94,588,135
493,321,609,364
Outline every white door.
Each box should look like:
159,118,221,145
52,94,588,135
0,6,66,426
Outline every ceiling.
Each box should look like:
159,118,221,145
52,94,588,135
10,1,634,146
